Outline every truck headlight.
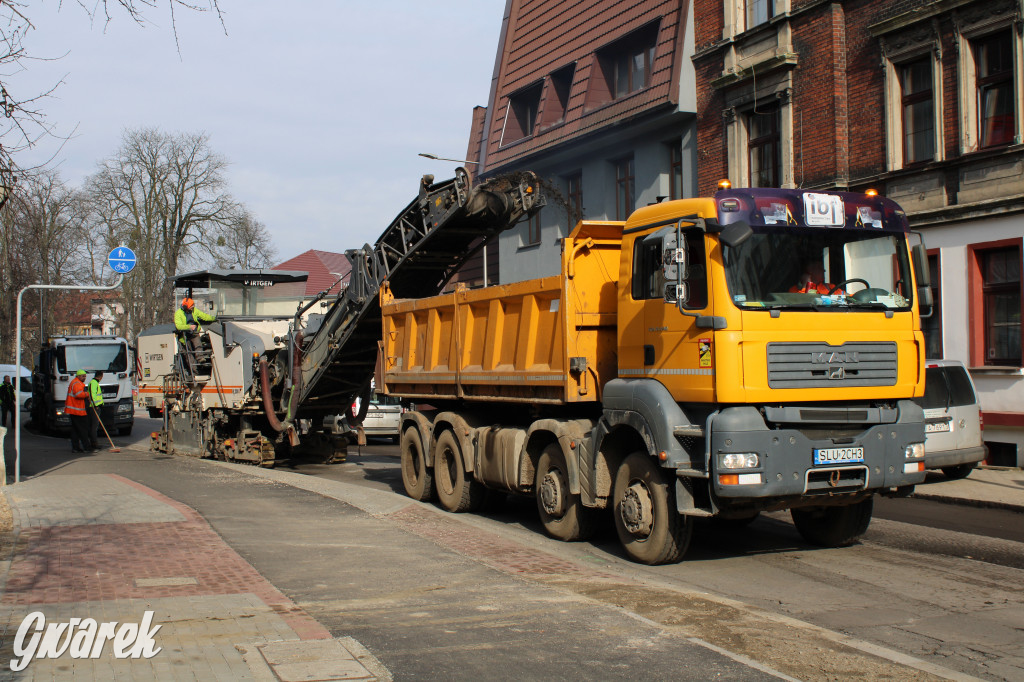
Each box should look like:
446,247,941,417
718,452,759,469
117,403,132,413
904,443,925,459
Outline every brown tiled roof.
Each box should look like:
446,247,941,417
479,0,686,175
273,250,350,297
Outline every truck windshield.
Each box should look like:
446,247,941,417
57,343,128,374
723,226,914,311
191,280,309,319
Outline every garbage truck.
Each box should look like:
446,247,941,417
32,335,136,435
380,187,932,564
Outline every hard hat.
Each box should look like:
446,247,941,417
182,297,195,309
76,370,86,376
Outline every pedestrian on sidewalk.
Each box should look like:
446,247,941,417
66,369,91,453
0,375,14,428
87,370,105,451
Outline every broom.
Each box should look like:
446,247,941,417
90,403,121,453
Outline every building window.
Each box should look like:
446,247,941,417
540,64,576,129
596,22,659,104
526,211,542,246
900,57,935,164
922,252,942,359
748,104,781,187
614,156,635,220
746,0,773,29
970,241,1022,367
975,30,1015,148
565,172,583,227
501,81,543,145
668,142,683,200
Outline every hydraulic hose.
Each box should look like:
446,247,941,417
260,357,285,432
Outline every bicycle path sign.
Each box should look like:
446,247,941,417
108,246,137,274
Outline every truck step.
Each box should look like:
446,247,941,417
676,468,709,479
673,425,705,438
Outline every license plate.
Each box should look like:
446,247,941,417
926,422,951,433
813,447,865,465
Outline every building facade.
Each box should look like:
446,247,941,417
692,0,1024,464
466,0,698,284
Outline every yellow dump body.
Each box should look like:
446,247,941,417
380,222,622,404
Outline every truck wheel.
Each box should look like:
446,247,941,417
791,497,873,547
613,452,691,564
535,444,597,542
400,426,433,501
434,430,483,513
940,463,975,480
118,425,133,436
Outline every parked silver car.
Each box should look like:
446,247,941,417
323,394,403,442
913,360,987,479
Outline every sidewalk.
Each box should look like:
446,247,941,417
912,465,1024,512
0,473,390,680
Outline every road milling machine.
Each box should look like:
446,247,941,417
149,170,544,465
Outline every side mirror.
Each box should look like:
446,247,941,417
912,244,931,288
719,220,752,248
662,228,688,305
911,243,933,318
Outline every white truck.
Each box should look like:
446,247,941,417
32,335,136,436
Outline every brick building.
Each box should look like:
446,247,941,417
692,0,1024,464
466,0,697,283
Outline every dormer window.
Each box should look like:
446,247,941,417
501,81,543,145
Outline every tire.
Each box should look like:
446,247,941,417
433,430,484,512
535,443,597,542
791,497,873,547
118,425,133,436
940,463,975,480
400,426,434,501
612,452,692,564
712,511,761,529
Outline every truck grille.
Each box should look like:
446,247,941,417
767,342,897,388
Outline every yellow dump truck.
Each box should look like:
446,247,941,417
381,187,931,564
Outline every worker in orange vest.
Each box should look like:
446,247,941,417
66,369,92,453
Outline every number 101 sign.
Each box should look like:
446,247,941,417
803,193,845,227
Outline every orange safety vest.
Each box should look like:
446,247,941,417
65,377,89,416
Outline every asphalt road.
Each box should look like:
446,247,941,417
8,415,1024,681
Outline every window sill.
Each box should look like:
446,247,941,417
518,242,541,252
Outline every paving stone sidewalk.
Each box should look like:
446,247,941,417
0,474,389,680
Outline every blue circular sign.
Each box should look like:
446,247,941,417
108,246,137,274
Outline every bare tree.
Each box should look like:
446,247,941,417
211,209,277,269
0,170,91,363
0,1,223,196
85,127,236,341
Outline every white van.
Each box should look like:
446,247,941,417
913,360,987,479
0,365,33,411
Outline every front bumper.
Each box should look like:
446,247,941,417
708,402,927,500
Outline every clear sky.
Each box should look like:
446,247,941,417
15,0,506,263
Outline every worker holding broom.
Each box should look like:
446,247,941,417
88,370,105,452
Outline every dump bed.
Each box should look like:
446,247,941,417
380,221,622,405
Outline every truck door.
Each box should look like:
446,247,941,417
636,226,715,403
